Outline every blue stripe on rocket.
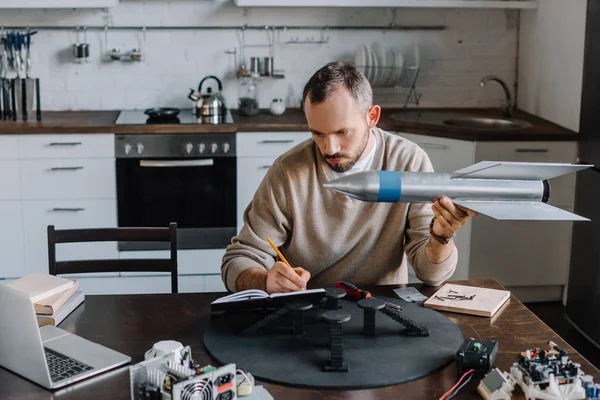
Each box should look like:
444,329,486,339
377,171,402,202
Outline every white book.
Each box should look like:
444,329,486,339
36,291,85,327
6,273,75,304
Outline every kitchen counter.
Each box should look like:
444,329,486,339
0,107,578,141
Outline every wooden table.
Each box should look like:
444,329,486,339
1,279,598,400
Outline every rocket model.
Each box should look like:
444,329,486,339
323,161,593,221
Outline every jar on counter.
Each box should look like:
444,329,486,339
269,98,286,116
238,76,260,116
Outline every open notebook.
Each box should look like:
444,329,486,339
211,288,327,312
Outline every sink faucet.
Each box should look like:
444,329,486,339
480,74,513,118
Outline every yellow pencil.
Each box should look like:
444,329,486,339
266,237,300,275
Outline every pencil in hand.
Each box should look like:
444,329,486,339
266,237,300,275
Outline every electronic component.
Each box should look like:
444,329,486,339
476,368,515,400
477,340,596,400
236,370,254,397
130,341,270,400
455,338,498,377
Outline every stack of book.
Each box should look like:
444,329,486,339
6,272,85,326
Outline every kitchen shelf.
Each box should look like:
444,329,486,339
234,0,537,8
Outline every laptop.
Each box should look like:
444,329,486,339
0,283,131,390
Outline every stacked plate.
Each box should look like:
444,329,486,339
354,42,405,87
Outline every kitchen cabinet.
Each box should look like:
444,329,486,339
234,0,536,8
0,137,24,279
394,132,475,283
0,0,119,8
236,131,311,233
468,141,578,301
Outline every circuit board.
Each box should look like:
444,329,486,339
516,341,581,387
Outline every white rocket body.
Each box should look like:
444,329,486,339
323,161,592,221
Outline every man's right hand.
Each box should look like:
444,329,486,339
266,261,311,294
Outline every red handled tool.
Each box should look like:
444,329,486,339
336,281,372,299
336,281,403,311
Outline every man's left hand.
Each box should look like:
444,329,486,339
431,196,478,238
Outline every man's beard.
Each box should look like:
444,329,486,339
324,128,370,173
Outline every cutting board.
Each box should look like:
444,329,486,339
423,283,510,318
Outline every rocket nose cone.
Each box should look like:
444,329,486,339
322,172,380,201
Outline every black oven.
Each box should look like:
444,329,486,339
115,133,236,251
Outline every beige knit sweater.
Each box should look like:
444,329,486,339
221,127,457,292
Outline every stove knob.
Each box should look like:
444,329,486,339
184,143,194,154
136,143,144,154
211,143,218,154
198,143,206,154
124,143,132,155
222,142,230,153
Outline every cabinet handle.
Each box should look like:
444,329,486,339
140,159,214,167
515,148,549,153
421,143,448,150
258,165,272,169
259,140,294,144
48,142,82,146
50,207,85,212
49,166,84,171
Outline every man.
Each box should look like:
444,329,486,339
221,61,476,294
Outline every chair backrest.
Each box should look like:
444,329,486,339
47,223,178,293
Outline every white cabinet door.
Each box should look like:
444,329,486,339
0,0,119,8
393,132,475,281
236,157,276,232
20,159,116,200
0,201,25,279
22,200,118,275
0,160,21,200
469,141,577,291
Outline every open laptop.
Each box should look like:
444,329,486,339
0,283,131,389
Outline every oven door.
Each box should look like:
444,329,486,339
116,156,236,250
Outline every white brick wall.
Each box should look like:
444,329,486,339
0,2,518,111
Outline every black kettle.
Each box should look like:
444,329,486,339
188,75,227,116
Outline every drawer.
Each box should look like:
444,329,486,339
21,159,116,200
0,160,20,199
475,141,577,163
475,141,578,207
237,132,311,157
0,136,18,159
22,199,118,275
18,134,114,159
119,249,225,275
395,132,475,173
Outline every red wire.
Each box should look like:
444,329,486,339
439,369,475,400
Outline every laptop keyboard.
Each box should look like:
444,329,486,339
44,347,94,382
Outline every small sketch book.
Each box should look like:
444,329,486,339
423,283,510,318
211,288,327,312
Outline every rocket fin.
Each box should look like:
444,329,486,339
452,200,590,221
451,161,592,180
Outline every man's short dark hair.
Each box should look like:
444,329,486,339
301,61,373,113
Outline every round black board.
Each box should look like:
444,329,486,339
203,295,464,389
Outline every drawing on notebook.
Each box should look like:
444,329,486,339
211,288,326,304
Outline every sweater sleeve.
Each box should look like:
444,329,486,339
403,148,458,286
221,159,292,292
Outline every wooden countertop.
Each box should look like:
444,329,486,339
0,279,597,400
0,108,577,141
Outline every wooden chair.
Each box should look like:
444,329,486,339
47,223,178,293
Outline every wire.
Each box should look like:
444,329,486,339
445,372,474,400
439,369,475,400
